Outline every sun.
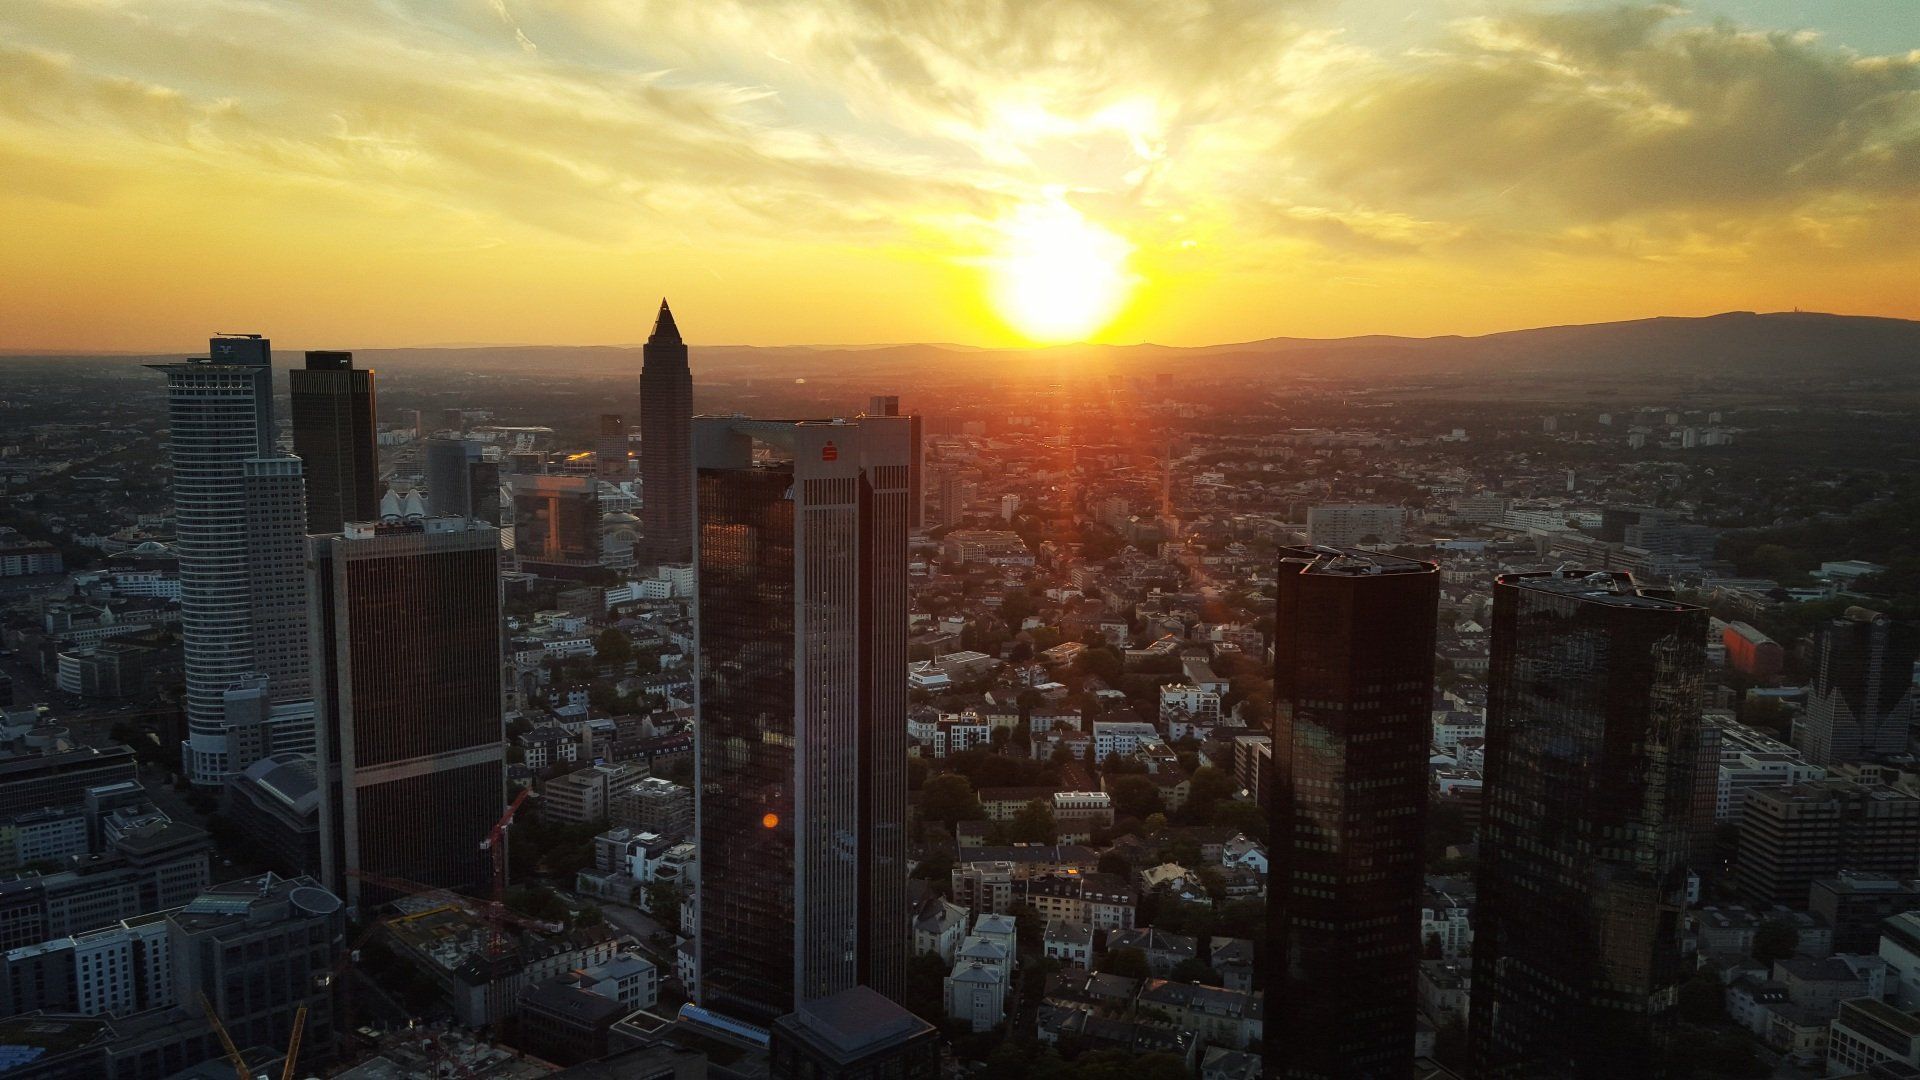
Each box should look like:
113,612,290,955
988,200,1134,343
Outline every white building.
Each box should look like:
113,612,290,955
1159,684,1223,741
1306,504,1405,547
1092,720,1161,763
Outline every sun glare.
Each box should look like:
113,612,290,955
989,200,1134,344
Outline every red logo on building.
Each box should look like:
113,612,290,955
821,441,838,461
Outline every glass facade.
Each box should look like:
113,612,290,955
1268,547,1438,1079
289,351,378,534
695,417,911,1026
697,465,799,1023
1470,571,1706,1078
311,521,506,909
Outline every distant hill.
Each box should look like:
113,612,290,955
7,310,1916,384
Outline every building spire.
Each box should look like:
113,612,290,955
650,298,682,345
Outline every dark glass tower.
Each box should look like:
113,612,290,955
1267,546,1438,1080
694,415,911,1025
1470,570,1706,1079
1797,607,1919,765
424,437,501,526
639,299,693,566
310,517,506,909
511,473,600,577
289,350,378,534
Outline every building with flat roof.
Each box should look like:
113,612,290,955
1736,780,1920,908
289,350,378,535
1471,570,1705,1078
769,984,939,1079
1269,546,1438,1080
694,415,912,1025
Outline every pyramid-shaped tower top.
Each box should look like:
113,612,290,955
649,298,682,345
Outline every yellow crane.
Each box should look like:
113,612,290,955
197,992,309,1080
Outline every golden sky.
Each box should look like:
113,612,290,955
2,0,1917,350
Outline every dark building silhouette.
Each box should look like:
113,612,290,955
310,517,505,909
694,415,911,1025
511,473,600,577
867,396,924,530
597,413,630,479
1470,570,1705,1079
1267,546,1438,1079
1733,779,1920,907
639,300,693,566
770,985,939,1080
289,350,378,534
1797,608,1919,765
424,437,501,525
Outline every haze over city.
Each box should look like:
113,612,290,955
3,3,1920,1080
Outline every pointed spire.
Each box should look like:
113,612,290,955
649,298,682,345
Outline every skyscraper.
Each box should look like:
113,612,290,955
511,473,601,577
639,300,693,566
598,413,630,479
151,335,309,786
867,396,924,530
1470,570,1705,1079
289,350,378,534
694,415,910,1025
309,517,505,909
1267,546,1437,1079
240,454,314,734
424,436,501,525
1797,607,1919,766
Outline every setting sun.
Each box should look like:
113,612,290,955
988,201,1135,344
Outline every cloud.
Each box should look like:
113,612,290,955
1277,5,1920,254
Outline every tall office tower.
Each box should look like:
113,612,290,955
150,335,279,786
868,396,924,530
597,414,630,478
288,350,378,534
694,415,911,1025
1470,570,1706,1079
639,299,693,566
511,473,601,577
424,437,501,525
241,456,311,705
1797,608,1919,766
309,517,505,909
1267,547,1438,1079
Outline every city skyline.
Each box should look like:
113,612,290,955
4,1,1918,351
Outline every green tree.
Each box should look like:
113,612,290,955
1097,851,1132,878
1168,957,1221,985
1677,972,1725,1024
1181,766,1236,821
1753,917,1800,966
1007,799,1058,844
921,773,985,827
1096,946,1150,980
594,627,633,665
1109,775,1162,821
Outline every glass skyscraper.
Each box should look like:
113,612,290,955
309,517,506,909
694,415,910,1025
1267,546,1438,1079
1470,570,1706,1078
288,349,378,535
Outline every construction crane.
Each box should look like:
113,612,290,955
280,1006,306,1080
479,787,537,956
197,994,306,1080
199,992,249,1080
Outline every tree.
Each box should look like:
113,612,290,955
907,755,930,791
1168,957,1221,985
1109,774,1162,821
1098,851,1132,878
1210,799,1267,841
1424,931,1445,959
1096,946,1150,980
594,627,633,665
1677,972,1725,1024
645,881,684,933
1181,766,1236,822
1753,917,1799,966
1007,799,1058,844
921,773,984,827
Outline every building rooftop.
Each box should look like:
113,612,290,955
776,984,934,1063
1279,546,1435,577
